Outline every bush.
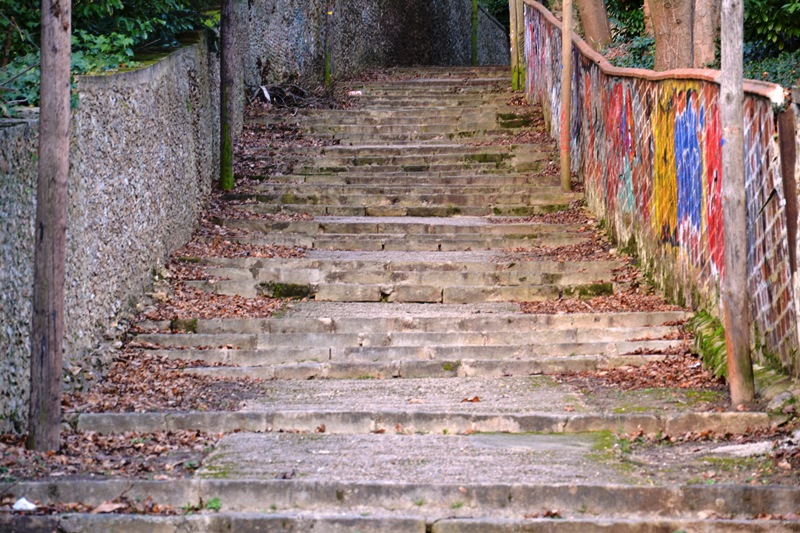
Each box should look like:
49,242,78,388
744,0,800,51
0,0,214,116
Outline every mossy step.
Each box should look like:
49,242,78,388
243,191,576,208
224,233,591,252
240,203,578,217
137,311,688,335
219,217,586,236
199,265,616,287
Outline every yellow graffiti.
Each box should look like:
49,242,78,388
651,81,678,241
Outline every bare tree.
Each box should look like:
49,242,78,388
27,0,72,452
219,0,235,190
575,0,611,51
646,0,721,70
694,0,721,67
560,0,573,192
647,0,694,69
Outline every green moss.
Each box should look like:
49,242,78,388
686,312,728,379
280,193,298,204
442,361,460,372
177,256,201,264
563,282,614,299
445,206,461,216
260,282,313,299
540,204,569,213
170,318,198,333
466,153,509,164
620,235,638,260
506,233,540,240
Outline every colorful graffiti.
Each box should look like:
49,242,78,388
523,1,798,374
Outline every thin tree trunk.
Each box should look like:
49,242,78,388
27,0,71,453
560,0,573,192
219,0,235,191
720,0,755,406
693,0,720,67
647,0,694,70
575,0,611,51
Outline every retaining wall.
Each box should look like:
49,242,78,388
524,0,799,376
0,33,222,433
246,0,509,87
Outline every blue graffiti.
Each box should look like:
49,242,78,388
674,93,704,234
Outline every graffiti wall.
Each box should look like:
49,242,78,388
524,0,799,375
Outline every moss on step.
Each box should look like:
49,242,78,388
686,312,728,379
563,282,614,299
259,282,313,299
170,318,198,333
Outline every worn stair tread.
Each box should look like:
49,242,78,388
75,409,772,439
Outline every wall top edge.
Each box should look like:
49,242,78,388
523,0,785,104
74,31,206,90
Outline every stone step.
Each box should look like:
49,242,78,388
244,203,575,217
134,331,679,353
191,280,618,302
200,265,613,287
238,190,575,209
269,173,559,186
234,183,560,196
190,255,622,274
138,309,690,334
75,409,771,436
218,232,590,251
217,217,584,236
284,113,536,128
308,129,538,143
153,350,668,376
5,479,796,530
6,514,795,533
281,143,546,157
281,106,520,121
303,121,533,135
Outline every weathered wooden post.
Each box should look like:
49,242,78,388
28,0,72,452
559,0,573,192
720,0,755,405
510,0,520,90
220,0,236,191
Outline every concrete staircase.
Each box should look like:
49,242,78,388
6,67,798,532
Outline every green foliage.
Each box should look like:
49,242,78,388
604,35,655,70
744,0,800,52
0,0,214,116
606,0,645,40
743,43,800,87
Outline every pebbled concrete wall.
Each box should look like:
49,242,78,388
0,120,38,433
524,0,800,377
0,32,223,433
245,0,509,87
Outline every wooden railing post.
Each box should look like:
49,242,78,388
559,0,573,192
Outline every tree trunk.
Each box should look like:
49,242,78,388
575,0,611,51
693,0,720,67
720,0,755,407
27,0,71,453
647,0,694,70
219,0,235,191
643,0,654,37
